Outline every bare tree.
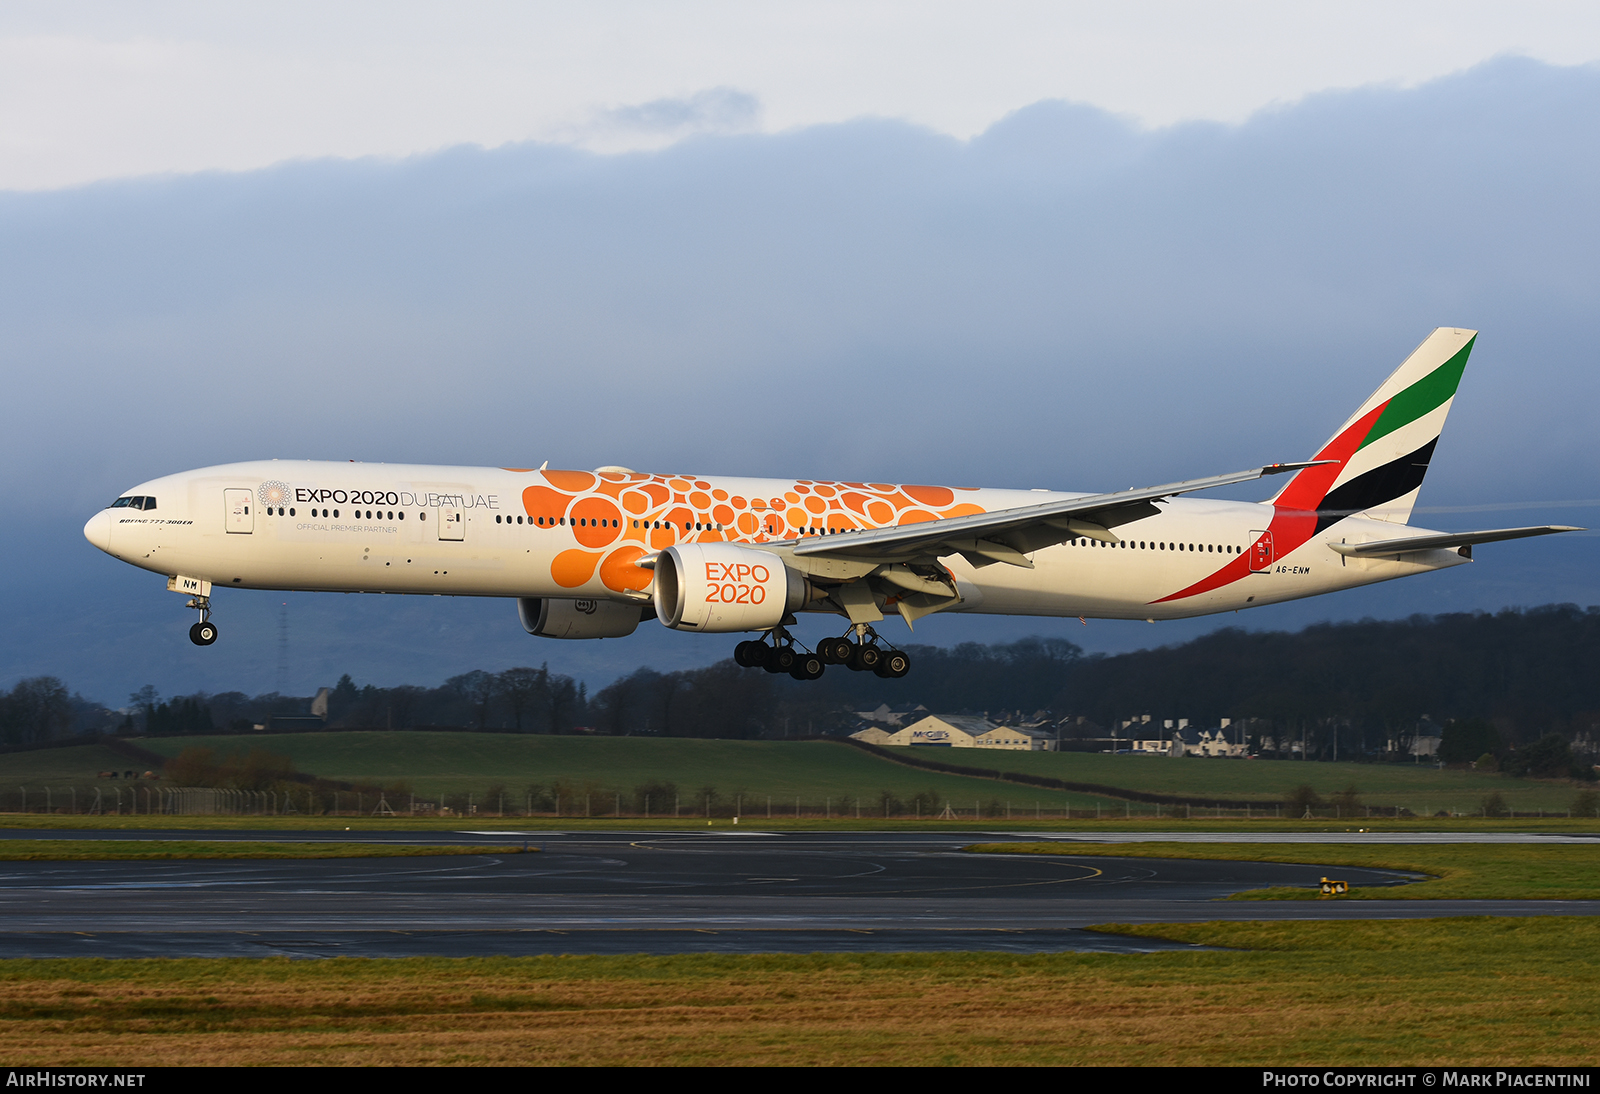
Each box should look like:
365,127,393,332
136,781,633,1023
499,667,549,732
1,677,72,747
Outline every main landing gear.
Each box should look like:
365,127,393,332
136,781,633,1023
734,627,823,680
186,596,218,646
733,625,910,681
829,624,911,679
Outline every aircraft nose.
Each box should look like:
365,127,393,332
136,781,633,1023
83,510,112,553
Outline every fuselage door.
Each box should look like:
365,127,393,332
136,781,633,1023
1249,529,1273,572
438,507,465,541
225,489,253,534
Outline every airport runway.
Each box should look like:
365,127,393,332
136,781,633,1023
1,829,1596,957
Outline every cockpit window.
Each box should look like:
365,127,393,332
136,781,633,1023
110,497,134,508
141,496,155,511
108,496,156,510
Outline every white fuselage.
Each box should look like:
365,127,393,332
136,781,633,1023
84,460,1469,626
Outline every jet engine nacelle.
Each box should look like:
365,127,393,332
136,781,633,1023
652,543,810,632
518,597,642,639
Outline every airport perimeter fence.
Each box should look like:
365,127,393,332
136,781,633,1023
5,785,305,816
4,784,1596,820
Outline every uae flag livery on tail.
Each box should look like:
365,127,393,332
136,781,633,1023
1155,328,1573,608
1270,328,1474,529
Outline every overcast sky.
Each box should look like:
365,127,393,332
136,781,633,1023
5,3,1600,189
2,7,1597,705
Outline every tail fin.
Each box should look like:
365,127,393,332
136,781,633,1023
1269,327,1476,529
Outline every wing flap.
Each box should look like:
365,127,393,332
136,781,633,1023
790,460,1331,562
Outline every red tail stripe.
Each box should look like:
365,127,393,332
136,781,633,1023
1271,399,1389,511
1152,551,1254,604
1153,508,1318,604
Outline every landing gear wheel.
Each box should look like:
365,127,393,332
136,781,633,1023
788,652,826,680
817,636,856,664
185,593,217,647
849,644,883,673
764,646,798,674
874,649,910,678
734,640,768,668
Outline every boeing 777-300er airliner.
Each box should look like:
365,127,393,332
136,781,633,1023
84,328,1578,679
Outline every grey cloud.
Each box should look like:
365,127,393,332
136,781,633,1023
591,86,762,137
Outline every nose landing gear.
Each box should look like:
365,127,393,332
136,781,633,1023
186,597,218,646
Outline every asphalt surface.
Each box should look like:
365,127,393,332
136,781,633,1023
0,829,1595,957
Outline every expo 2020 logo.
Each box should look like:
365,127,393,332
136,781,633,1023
258,481,291,508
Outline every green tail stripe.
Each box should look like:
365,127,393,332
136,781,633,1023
1357,336,1475,452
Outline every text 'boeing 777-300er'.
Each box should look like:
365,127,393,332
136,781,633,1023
85,328,1580,679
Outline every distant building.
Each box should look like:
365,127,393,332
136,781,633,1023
1120,717,1248,757
1392,718,1443,758
254,686,332,732
883,714,993,747
853,714,1056,750
1172,726,1248,758
973,725,1056,751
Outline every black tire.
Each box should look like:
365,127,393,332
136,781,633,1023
789,653,825,680
766,647,797,674
850,645,882,672
819,637,856,664
733,640,760,667
875,649,911,678
191,621,218,646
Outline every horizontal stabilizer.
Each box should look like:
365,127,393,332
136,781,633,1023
1327,525,1581,558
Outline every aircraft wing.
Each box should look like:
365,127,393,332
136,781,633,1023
790,460,1331,568
1327,525,1582,558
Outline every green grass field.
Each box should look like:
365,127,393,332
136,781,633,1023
1,736,1124,817
0,840,522,860
2,742,163,781
966,747,1585,813
970,841,1600,900
3,733,1593,819
1,919,1595,1065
